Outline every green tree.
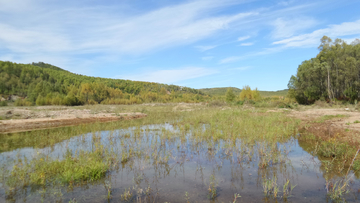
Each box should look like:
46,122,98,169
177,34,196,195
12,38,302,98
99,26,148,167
289,36,360,104
225,88,235,102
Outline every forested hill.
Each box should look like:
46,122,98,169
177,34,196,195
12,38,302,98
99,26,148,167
288,36,360,104
0,61,207,105
31,62,68,72
199,87,288,97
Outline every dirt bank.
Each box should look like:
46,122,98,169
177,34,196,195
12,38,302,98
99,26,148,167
272,108,360,144
0,106,146,133
287,108,360,131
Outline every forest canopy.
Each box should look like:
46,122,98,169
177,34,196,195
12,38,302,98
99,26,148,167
0,61,207,105
288,36,360,104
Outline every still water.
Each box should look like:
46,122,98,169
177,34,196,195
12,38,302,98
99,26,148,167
0,123,359,203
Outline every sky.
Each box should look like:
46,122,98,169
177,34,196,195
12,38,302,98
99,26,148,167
1,0,360,91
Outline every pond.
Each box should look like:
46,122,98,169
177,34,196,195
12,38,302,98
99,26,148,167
0,112,359,203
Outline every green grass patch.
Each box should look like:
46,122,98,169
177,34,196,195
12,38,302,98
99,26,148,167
315,114,348,123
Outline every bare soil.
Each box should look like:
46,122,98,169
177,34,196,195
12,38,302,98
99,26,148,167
276,108,360,144
0,106,146,134
288,108,360,131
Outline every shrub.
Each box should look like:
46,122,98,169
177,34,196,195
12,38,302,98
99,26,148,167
36,95,46,106
14,99,33,106
0,101,7,106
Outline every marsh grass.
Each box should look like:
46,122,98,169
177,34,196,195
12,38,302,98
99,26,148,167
207,174,218,200
1,104,358,202
325,149,360,201
3,144,118,192
262,176,279,198
282,179,296,199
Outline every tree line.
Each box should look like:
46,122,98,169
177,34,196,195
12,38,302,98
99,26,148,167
0,61,208,106
288,36,360,104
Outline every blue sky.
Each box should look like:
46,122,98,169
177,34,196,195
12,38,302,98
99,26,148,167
1,0,360,90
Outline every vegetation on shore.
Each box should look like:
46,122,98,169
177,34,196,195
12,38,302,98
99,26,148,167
199,87,288,97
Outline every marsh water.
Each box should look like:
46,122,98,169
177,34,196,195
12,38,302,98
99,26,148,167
0,122,360,203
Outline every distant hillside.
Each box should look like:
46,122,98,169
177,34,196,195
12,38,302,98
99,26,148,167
0,61,207,105
198,87,288,97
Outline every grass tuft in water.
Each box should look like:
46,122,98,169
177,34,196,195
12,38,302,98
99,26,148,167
2,144,118,192
207,174,218,200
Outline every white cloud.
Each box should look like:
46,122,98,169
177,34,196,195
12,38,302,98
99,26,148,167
118,67,218,84
237,35,251,41
195,45,217,52
240,42,254,46
271,17,317,39
273,19,360,47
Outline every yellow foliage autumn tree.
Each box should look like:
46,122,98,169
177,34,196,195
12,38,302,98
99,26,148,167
239,85,261,101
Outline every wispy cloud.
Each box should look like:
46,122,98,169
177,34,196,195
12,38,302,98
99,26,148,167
220,46,287,64
273,19,360,47
219,56,243,64
195,45,217,52
118,67,218,84
0,0,257,56
270,17,317,39
228,66,251,71
240,42,254,46
220,18,360,64
237,35,251,41
277,0,296,7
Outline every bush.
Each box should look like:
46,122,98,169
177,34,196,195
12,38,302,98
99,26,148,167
235,100,244,105
36,95,46,106
63,94,83,106
0,101,7,106
14,99,33,106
